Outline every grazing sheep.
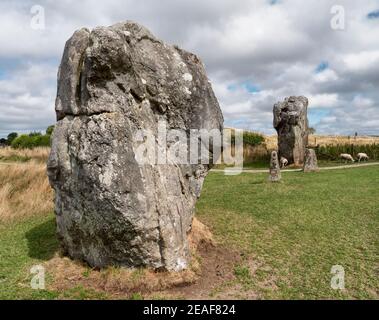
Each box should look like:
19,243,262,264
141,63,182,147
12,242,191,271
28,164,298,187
357,153,369,162
340,153,355,163
280,157,288,168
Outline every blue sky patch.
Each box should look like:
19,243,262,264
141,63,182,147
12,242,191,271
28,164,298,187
367,10,379,19
308,109,330,126
228,81,261,93
0,70,7,80
315,61,329,73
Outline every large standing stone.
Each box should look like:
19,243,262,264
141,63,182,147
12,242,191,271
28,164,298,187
303,148,319,173
273,96,309,166
47,22,223,271
269,151,281,182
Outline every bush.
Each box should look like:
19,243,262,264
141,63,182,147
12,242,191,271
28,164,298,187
11,134,51,149
46,125,55,135
35,134,51,147
7,132,18,144
230,130,265,147
243,131,265,147
11,135,30,149
29,131,42,137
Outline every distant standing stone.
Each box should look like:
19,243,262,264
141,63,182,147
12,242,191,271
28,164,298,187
269,151,281,182
303,148,319,173
273,96,309,166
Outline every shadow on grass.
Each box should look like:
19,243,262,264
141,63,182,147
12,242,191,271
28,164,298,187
250,180,265,185
25,218,59,260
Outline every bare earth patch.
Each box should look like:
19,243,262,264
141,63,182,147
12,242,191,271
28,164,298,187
164,241,242,299
43,218,250,299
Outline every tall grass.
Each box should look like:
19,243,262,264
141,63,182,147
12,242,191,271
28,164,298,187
310,135,379,146
265,135,379,151
0,147,50,163
0,162,53,223
316,144,379,160
264,134,379,161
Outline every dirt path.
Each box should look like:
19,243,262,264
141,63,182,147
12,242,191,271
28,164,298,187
2,161,378,172
212,162,379,174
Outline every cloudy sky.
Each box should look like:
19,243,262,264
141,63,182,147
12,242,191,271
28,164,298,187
1,0,379,138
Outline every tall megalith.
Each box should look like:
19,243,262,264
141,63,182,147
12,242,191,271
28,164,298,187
47,22,223,271
273,96,309,166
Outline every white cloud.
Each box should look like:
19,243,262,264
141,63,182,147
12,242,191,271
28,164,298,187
309,94,340,108
0,62,56,132
314,69,339,83
0,0,379,136
319,116,337,124
342,50,379,72
352,95,374,108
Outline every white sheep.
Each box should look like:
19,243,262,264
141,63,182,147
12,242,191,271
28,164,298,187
280,157,288,168
340,153,355,163
357,153,369,162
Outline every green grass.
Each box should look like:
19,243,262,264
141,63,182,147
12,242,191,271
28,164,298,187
0,215,110,300
196,166,379,299
317,159,377,167
0,166,378,299
0,214,183,300
0,215,59,299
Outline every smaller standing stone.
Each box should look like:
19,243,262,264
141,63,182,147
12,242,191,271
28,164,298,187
303,148,319,173
269,151,281,182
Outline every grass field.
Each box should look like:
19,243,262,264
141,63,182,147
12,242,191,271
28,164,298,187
217,159,378,170
0,162,52,223
196,167,379,299
0,163,378,299
0,147,49,163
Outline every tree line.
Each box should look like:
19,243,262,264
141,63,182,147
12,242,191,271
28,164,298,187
0,125,54,149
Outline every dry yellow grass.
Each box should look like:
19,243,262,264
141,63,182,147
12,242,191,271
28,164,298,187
0,162,53,223
264,135,278,150
265,135,379,150
0,147,50,163
309,135,379,146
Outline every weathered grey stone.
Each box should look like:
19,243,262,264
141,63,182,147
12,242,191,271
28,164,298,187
303,148,319,172
269,151,281,182
273,96,309,166
47,21,223,271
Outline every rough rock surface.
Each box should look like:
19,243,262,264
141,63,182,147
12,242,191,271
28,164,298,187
303,148,319,173
47,21,223,271
273,96,309,166
269,151,281,182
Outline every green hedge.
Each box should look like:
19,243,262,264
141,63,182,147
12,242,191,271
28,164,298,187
11,134,51,149
230,130,265,147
